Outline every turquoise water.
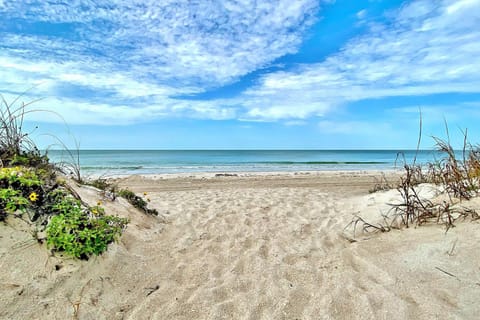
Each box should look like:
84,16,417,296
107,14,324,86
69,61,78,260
45,149,443,175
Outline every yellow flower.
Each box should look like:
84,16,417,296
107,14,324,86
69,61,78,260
92,208,98,215
97,201,102,206
29,192,38,202
143,192,148,196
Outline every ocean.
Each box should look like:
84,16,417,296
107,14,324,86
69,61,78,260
44,149,446,176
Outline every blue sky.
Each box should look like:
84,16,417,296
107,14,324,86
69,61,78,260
1,0,480,149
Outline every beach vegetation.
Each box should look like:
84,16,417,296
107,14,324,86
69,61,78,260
118,188,159,215
84,177,118,201
84,178,158,215
0,93,129,259
368,173,393,193
1,93,40,164
87,177,114,191
351,118,480,236
46,198,127,259
49,135,83,183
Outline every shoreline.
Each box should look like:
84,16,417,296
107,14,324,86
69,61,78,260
48,148,431,179
112,169,404,197
87,168,403,181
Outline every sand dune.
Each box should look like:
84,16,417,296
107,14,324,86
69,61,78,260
1,172,479,319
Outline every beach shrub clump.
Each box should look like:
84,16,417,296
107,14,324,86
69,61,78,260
0,166,43,220
351,126,480,236
0,165,128,259
86,178,113,192
46,195,127,259
391,134,480,230
118,188,159,216
0,93,128,259
84,179,159,215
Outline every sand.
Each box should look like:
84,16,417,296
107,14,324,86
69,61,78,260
1,171,479,319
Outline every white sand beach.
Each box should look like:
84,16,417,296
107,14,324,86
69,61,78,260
1,171,479,319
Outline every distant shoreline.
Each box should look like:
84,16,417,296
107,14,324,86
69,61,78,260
89,169,403,181
45,149,441,176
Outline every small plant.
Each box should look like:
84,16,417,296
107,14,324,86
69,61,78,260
90,205,105,216
369,173,393,193
0,94,33,160
0,188,29,218
432,135,474,200
86,178,113,191
0,166,45,220
0,166,129,258
118,188,158,215
85,177,117,201
0,166,42,188
46,201,128,259
48,135,83,183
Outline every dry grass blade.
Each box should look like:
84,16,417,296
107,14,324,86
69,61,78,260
45,134,83,183
349,114,480,237
369,173,393,193
346,215,391,238
0,93,45,165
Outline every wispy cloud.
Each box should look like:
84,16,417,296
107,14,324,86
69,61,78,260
0,0,319,85
356,9,367,20
1,0,479,125
239,0,480,120
0,0,320,124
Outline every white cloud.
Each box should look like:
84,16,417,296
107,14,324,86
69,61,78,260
2,0,480,125
356,9,367,19
0,0,322,124
0,0,319,87
237,0,480,120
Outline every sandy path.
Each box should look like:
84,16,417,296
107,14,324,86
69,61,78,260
1,172,479,319
115,173,355,319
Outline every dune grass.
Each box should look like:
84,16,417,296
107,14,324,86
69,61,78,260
351,124,480,236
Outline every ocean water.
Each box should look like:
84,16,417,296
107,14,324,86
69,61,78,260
44,149,445,176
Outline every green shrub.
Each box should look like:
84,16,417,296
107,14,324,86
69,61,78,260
44,192,128,259
0,166,42,188
118,188,158,215
0,167,44,220
0,165,129,259
46,208,128,259
0,188,29,219
10,151,50,167
45,195,128,259
86,178,114,191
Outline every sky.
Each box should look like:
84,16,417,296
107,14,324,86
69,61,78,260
1,0,480,149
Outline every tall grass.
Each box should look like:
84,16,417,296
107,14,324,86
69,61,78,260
46,134,83,182
350,119,480,236
0,92,83,181
0,93,44,166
